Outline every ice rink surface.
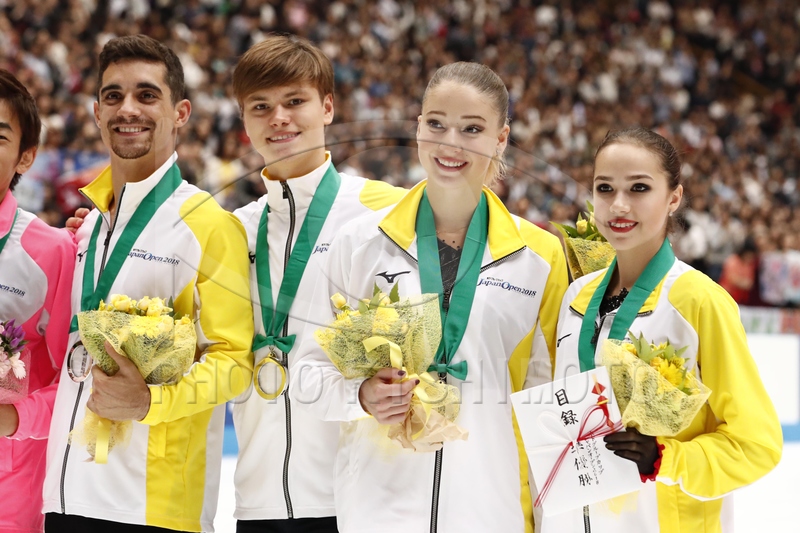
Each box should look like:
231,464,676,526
213,442,800,532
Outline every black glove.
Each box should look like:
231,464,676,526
604,427,660,475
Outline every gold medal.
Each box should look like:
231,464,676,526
253,349,287,400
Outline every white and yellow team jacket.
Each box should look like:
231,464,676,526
546,259,782,533
43,154,254,532
291,181,568,533
231,156,404,520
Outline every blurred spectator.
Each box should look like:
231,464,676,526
720,238,758,305
1,0,799,307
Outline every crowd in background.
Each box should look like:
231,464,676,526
1,0,799,306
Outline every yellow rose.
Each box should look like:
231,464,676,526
137,296,151,313
146,299,166,317
157,315,173,335
622,343,638,356
178,316,192,326
130,317,160,337
379,296,391,307
576,219,588,236
331,293,348,310
110,294,132,313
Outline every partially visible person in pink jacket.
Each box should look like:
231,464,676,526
0,69,75,533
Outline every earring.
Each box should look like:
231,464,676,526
669,211,674,217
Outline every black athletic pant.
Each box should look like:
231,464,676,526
236,517,338,533
45,513,190,532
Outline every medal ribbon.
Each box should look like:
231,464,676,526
252,164,341,355
0,209,19,256
417,189,488,380
577,239,675,372
69,164,183,332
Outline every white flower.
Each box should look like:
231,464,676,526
0,323,5,335
0,359,10,379
9,353,25,380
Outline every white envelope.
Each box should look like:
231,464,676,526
511,366,642,516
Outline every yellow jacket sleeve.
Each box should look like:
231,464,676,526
658,271,782,499
142,195,254,425
518,224,569,388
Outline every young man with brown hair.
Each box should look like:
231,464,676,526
42,35,254,533
230,34,404,533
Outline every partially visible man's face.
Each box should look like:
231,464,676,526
94,60,187,161
0,100,35,203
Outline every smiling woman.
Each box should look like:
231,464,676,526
291,62,569,533
548,126,782,533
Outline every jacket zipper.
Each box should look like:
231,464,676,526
583,505,591,532
61,188,125,513
479,247,525,273
430,288,451,532
568,306,654,320
377,230,526,272
378,227,418,264
430,445,444,533
377,228,525,532
280,181,295,519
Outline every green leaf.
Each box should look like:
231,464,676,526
637,331,656,363
586,200,595,214
358,300,369,314
551,221,579,239
372,283,381,297
389,282,400,304
662,344,675,359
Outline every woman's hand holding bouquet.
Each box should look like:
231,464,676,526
315,284,468,452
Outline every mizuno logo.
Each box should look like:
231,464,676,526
77,251,87,263
249,251,256,264
557,333,572,347
376,271,411,283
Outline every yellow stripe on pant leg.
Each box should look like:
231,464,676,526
145,412,212,531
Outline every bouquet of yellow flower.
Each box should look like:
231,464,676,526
552,201,616,280
315,284,468,452
70,295,196,462
599,331,711,437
